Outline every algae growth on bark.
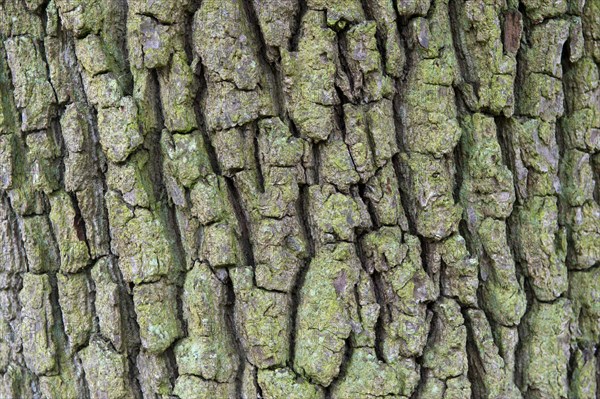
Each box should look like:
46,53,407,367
0,0,599,398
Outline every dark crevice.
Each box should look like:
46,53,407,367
289,184,314,369
289,0,308,52
223,270,246,398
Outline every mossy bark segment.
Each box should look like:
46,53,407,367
0,0,598,398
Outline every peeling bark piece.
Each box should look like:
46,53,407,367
97,96,143,163
230,267,290,368
79,338,135,399
19,273,56,375
258,367,325,399
519,299,572,399
133,280,183,353
294,243,361,386
21,215,60,274
330,348,418,398
176,262,239,382
49,191,90,273
5,36,56,132
57,273,93,350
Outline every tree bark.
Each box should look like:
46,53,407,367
0,0,599,398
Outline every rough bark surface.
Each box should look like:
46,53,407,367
0,0,599,398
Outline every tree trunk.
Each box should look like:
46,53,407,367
0,0,599,398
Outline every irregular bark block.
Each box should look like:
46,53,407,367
200,222,241,268
133,280,183,353
362,229,437,360
91,257,130,352
193,0,274,131
19,273,56,375
4,36,56,131
97,96,143,163
294,243,361,386
464,309,521,399
519,299,572,399
175,262,239,382
21,215,60,274
440,234,478,307
253,217,307,292
569,347,597,399
513,196,568,301
330,348,418,398
308,184,370,245
399,153,462,240
307,0,364,27
106,191,180,283
253,0,299,49
49,191,90,273
79,338,135,399
230,267,290,368
173,375,236,399
343,22,393,102
157,52,197,132
258,368,325,399
569,268,600,346
57,272,93,350
136,351,173,397
281,11,340,141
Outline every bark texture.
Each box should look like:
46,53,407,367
0,0,599,398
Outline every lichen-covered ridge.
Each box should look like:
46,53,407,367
0,0,598,398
